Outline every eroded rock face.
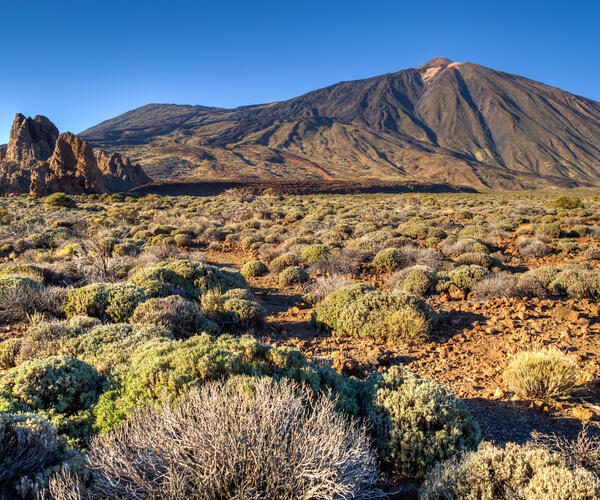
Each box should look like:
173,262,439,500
96,150,152,192
0,113,151,196
5,114,59,164
30,132,107,196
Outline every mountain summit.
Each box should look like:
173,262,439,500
81,59,600,189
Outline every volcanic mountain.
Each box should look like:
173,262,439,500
81,58,600,190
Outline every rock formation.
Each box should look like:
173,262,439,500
0,114,151,196
96,150,151,191
30,133,107,196
6,114,59,164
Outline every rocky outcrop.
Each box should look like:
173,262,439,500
96,150,151,192
0,114,151,196
30,133,107,196
6,114,59,164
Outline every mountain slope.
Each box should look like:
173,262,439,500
81,58,600,189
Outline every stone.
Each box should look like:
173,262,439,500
553,305,580,322
448,283,465,300
0,144,6,161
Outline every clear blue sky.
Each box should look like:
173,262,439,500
1,0,599,144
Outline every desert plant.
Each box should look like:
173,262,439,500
43,193,76,208
372,248,405,273
52,378,382,499
131,295,209,338
300,243,331,264
315,285,437,344
503,348,577,399
279,265,309,287
240,259,268,277
420,441,599,499
370,366,480,479
270,252,300,272
0,413,67,499
303,274,352,305
448,265,490,291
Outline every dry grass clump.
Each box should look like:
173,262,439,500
503,348,578,399
49,377,383,499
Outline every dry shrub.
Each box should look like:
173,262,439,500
532,426,600,475
420,441,599,500
304,274,352,305
503,348,577,399
49,377,383,499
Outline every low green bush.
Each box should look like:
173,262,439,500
300,244,331,264
448,265,490,291
372,248,405,273
315,284,437,344
279,266,309,287
43,193,76,208
131,295,213,338
270,253,300,272
240,260,268,277
200,289,262,328
370,366,480,479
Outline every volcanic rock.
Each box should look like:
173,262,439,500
6,114,58,164
30,132,107,196
96,150,152,191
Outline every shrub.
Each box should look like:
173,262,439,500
270,252,300,272
372,248,405,273
54,378,381,499
554,195,584,210
94,334,362,432
455,252,497,269
200,289,262,329
549,268,600,299
130,260,247,299
472,272,518,299
104,284,146,323
420,441,599,499
300,243,331,264
525,266,560,287
131,295,208,338
370,366,480,479
63,283,109,319
240,260,268,277
503,348,577,399
64,283,146,322
0,413,67,499
0,355,104,416
303,274,352,305
448,265,490,291
279,266,309,287
315,285,437,344
43,193,76,208
0,338,21,370
516,237,553,257
387,265,436,296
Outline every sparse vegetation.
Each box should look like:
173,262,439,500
0,189,598,497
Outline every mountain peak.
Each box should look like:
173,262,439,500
419,57,453,69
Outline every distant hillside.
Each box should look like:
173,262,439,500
81,58,600,190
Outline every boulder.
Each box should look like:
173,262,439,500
96,150,152,191
0,144,6,161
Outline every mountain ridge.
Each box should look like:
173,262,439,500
81,58,600,190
